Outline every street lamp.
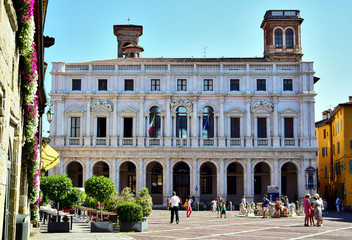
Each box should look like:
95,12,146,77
46,100,54,123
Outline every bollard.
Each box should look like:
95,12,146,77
196,202,200,211
229,201,232,211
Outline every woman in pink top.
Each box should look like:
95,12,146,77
303,194,311,226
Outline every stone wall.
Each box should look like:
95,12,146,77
0,0,27,239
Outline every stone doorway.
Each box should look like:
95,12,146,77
281,162,298,202
227,162,244,204
67,161,83,187
254,162,271,202
173,162,190,203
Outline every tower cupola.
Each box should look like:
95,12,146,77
113,24,144,58
261,10,303,62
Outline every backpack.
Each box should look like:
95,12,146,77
184,201,188,208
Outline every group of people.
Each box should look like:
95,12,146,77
303,193,325,227
211,195,227,218
167,192,194,224
274,195,290,218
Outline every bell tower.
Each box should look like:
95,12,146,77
261,10,303,62
113,24,144,58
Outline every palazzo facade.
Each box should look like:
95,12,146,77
49,10,318,205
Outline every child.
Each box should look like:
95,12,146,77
221,201,226,218
309,202,315,226
211,199,216,212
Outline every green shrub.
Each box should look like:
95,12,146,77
136,188,153,217
104,189,120,212
116,202,143,222
84,195,97,208
40,174,73,208
117,187,135,202
60,188,84,209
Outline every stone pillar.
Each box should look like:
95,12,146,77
115,159,120,191
60,157,64,174
191,158,198,198
138,97,145,147
273,98,280,147
219,158,225,197
245,99,253,147
111,99,118,146
192,98,198,147
246,158,253,202
163,159,169,206
273,159,279,187
137,158,144,190
219,98,225,147
86,158,91,180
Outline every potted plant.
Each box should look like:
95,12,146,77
85,175,115,232
136,187,153,231
40,174,73,233
116,202,143,232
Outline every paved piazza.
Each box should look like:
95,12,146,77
31,210,352,240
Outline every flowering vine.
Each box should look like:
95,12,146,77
14,0,41,224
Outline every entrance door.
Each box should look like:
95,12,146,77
173,163,190,202
2,146,11,240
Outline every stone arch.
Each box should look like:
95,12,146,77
66,161,84,187
92,160,111,178
280,161,298,202
225,159,247,172
226,161,245,204
117,158,139,170
199,103,217,112
144,159,166,172
172,161,191,202
147,103,163,112
197,159,219,172
253,161,271,202
199,161,217,203
146,161,163,204
119,161,137,193
170,159,193,172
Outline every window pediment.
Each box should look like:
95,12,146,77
91,99,112,112
225,107,245,115
67,106,85,113
120,107,137,113
279,107,298,115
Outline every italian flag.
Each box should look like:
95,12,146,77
148,116,155,136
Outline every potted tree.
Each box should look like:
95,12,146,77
116,202,143,232
136,187,153,231
40,174,73,232
84,175,115,232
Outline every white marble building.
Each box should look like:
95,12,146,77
49,10,318,205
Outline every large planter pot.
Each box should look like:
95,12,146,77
141,217,148,231
48,222,70,233
91,221,114,232
120,221,142,232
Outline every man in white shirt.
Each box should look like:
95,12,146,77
170,191,180,224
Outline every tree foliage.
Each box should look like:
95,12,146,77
84,175,115,203
136,188,153,217
117,187,135,202
104,189,120,212
40,174,73,205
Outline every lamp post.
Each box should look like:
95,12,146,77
46,100,54,123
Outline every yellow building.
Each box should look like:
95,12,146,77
316,97,352,210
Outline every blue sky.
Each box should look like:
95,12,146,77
42,0,352,134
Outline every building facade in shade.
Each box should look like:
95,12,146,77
316,98,352,210
49,10,318,205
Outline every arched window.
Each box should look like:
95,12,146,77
149,106,161,138
176,107,187,138
275,29,283,48
202,106,214,138
201,166,212,194
151,166,162,194
285,29,294,48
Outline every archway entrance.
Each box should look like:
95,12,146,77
146,162,163,204
227,162,244,204
173,162,190,202
281,162,298,201
93,161,110,178
120,162,136,194
67,162,83,187
199,162,217,203
254,162,271,202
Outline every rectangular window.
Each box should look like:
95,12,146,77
177,79,187,91
125,79,134,91
98,79,107,91
335,161,341,175
203,79,213,91
323,129,326,139
230,118,240,138
350,140,352,148
123,117,133,138
349,159,352,173
284,117,294,138
72,79,81,91
337,141,340,154
97,117,106,137
70,117,80,137
151,79,160,91
230,79,240,91
257,118,267,138
283,79,293,91
257,79,266,91
324,166,328,178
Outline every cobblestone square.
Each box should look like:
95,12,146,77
31,210,352,240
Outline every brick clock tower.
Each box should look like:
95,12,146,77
261,10,304,62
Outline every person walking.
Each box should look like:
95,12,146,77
323,198,328,215
186,196,193,218
216,195,223,218
170,191,180,224
336,197,341,215
262,194,270,218
314,194,323,227
211,198,217,212
303,194,311,226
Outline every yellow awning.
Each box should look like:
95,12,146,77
41,143,60,171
